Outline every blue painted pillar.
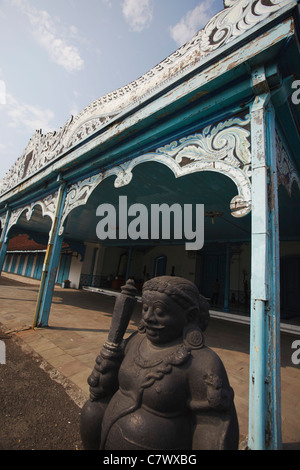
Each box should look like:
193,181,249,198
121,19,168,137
0,207,11,275
33,179,68,328
264,100,281,451
248,69,281,450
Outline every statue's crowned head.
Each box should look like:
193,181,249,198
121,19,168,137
141,276,209,344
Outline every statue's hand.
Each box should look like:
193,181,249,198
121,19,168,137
88,354,122,401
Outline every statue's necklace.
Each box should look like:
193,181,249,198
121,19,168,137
134,334,190,369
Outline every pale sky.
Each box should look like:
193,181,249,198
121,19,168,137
0,0,224,181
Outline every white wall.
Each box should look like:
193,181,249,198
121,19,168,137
68,255,83,289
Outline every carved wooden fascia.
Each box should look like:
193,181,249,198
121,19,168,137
59,174,103,236
6,192,58,238
0,1,292,198
201,0,292,54
58,115,252,232
114,114,252,218
0,215,6,230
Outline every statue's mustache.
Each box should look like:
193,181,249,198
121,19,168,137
142,319,165,330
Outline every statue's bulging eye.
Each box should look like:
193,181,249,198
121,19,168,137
154,308,164,317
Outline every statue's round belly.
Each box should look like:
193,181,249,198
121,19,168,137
104,404,192,450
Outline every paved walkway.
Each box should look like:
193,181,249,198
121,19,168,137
0,272,299,450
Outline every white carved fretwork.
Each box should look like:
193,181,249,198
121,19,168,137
5,192,58,237
202,0,291,53
156,116,251,174
0,0,291,197
0,215,6,230
276,132,300,195
113,114,252,218
59,114,252,228
59,174,103,235
65,115,117,149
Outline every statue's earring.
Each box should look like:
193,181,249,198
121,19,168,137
183,322,204,350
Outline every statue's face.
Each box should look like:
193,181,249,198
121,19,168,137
141,290,186,345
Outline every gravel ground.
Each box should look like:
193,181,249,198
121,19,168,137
0,327,84,451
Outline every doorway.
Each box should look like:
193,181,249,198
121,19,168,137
153,255,167,277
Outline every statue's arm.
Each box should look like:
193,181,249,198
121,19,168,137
188,347,239,450
88,333,135,401
80,333,135,450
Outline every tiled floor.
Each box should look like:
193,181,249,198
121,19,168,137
0,272,299,449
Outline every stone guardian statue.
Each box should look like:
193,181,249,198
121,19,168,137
80,276,239,450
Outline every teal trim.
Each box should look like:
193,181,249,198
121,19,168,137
10,254,18,274
33,254,44,280
4,254,11,272
264,99,282,450
17,254,26,275
57,253,72,285
24,254,34,277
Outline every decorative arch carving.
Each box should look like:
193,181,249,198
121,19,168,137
0,214,6,231
114,114,252,218
201,0,290,54
64,114,119,150
59,174,103,236
6,192,58,238
59,113,252,235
